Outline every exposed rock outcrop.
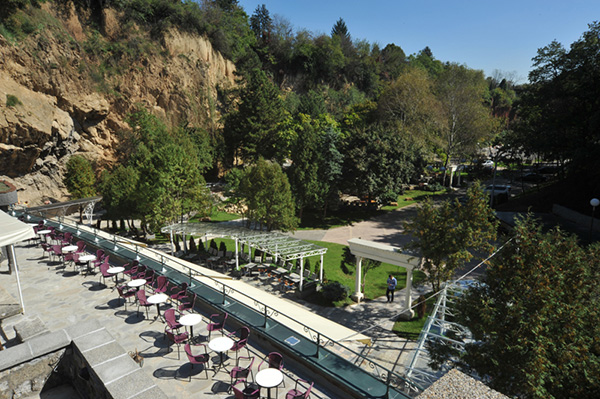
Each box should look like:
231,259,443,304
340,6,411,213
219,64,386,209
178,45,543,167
0,3,236,205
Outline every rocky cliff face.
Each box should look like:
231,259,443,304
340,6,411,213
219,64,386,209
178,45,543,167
0,3,236,205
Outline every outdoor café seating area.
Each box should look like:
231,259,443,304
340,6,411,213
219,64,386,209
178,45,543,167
2,210,418,399
4,217,322,399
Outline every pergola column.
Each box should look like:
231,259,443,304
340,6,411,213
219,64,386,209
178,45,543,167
299,257,304,291
405,267,413,313
351,256,364,302
319,253,324,281
235,238,239,269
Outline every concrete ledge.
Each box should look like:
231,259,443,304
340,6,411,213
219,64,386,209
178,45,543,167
73,328,115,352
27,329,70,358
0,341,32,371
106,369,159,399
64,319,103,341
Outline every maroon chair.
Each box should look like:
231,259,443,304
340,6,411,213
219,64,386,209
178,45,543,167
258,352,285,387
258,352,284,371
50,244,63,263
170,282,189,303
164,308,183,332
165,326,189,360
207,312,227,340
285,379,313,399
117,285,136,310
61,232,73,245
98,260,111,286
179,292,196,313
184,342,210,380
228,327,251,360
75,240,86,253
136,289,153,319
229,356,254,390
153,275,168,293
231,380,260,399
123,260,140,278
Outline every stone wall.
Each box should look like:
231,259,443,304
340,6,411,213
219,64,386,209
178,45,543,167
0,349,66,399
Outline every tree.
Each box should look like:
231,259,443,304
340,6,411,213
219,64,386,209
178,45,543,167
436,63,493,184
98,165,140,229
64,155,96,199
223,69,288,165
430,217,600,399
404,183,497,292
250,4,272,45
236,159,298,231
64,155,96,223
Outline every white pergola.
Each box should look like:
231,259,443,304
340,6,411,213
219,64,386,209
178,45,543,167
161,222,327,291
24,196,102,225
348,238,421,313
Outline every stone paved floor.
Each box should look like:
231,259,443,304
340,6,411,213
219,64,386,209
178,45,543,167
0,242,339,399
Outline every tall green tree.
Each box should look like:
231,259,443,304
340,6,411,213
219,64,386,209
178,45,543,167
64,155,96,200
223,69,288,165
430,217,600,399
404,183,497,292
98,165,139,228
236,159,298,231
436,63,493,183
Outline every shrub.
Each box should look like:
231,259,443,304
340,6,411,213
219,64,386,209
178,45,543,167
425,182,444,192
219,241,227,253
6,94,22,107
197,239,205,253
189,237,197,252
321,281,349,302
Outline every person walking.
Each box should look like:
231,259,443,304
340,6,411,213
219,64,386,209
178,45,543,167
386,274,397,303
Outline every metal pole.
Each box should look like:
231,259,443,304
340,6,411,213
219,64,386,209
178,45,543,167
8,245,25,314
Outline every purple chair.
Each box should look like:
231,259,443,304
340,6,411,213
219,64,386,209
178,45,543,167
258,352,284,371
99,261,112,286
117,285,136,310
258,352,285,388
50,244,63,263
136,289,153,319
179,292,196,313
170,282,189,303
75,240,86,253
184,342,210,380
228,327,251,360
207,312,228,340
164,308,183,332
123,260,140,278
232,380,260,399
285,379,313,399
153,275,168,293
229,356,254,390
165,326,189,360
61,232,73,245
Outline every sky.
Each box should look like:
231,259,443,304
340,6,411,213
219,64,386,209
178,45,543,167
237,0,600,83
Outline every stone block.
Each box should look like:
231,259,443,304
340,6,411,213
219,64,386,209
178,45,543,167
27,330,70,358
64,319,102,341
105,369,166,399
83,341,127,368
92,354,140,385
13,316,47,342
72,328,114,352
0,343,32,371
128,385,169,399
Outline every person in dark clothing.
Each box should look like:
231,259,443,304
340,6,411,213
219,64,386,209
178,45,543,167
386,274,397,303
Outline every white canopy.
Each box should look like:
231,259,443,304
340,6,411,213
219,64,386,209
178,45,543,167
0,211,36,246
1,210,36,314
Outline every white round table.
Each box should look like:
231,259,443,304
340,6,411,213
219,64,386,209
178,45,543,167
256,368,284,399
78,254,97,275
208,336,234,374
147,293,169,321
37,230,51,242
180,313,203,341
62,245,78,253
107,266,125,287
127,279,146,288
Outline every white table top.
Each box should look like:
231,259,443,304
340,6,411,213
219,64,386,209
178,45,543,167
37,230,52,235
208,336,234,353
127,279,146,288
256,368,284,388
62,245,78,252
147,293,169,304
208,256,221,261
179,313,203,327
107,267,125,274
78,254,97,262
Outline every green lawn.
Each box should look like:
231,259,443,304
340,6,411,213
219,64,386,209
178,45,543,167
392,293,437,339
380,189,448,211
190,237,425,307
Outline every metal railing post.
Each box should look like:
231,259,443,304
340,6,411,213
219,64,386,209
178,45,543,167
316,332,321,357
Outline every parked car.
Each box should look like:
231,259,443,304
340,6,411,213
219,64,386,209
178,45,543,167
482,160,494,169
484,184,511,204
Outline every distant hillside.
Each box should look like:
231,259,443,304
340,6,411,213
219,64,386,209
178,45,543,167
0,1,236,204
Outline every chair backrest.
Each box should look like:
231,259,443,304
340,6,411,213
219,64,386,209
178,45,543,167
52,244,62,255
63,232,72,243
240,326,250,340
137,289,149,305
164,309,178,329
76,240,86,252
96,249,105,259
100,262,110,276
268,352,283,369
211,312,227,328
305,382,313,397
155,276,167,291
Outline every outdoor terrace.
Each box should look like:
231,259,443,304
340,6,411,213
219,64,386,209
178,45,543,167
1,213,422,398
